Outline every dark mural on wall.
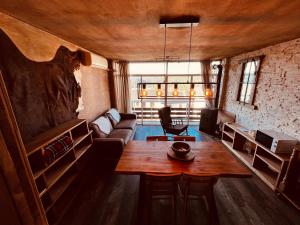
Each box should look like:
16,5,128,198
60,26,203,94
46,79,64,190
0,29,83,142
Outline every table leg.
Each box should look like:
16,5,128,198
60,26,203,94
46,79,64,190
209,178,220,225
135,174,146,225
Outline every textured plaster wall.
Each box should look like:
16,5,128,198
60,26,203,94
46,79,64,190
0,12,110,122
223,38,300,140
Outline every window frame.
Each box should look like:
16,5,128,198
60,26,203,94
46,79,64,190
237,56,264,106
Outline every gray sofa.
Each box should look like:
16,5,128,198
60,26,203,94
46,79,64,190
89,108,137,161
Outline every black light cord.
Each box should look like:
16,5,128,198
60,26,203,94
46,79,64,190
187,23,193,82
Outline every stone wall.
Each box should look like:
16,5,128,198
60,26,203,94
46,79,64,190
223,38,300,140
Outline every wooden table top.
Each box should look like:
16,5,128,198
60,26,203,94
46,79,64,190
115,141,251,177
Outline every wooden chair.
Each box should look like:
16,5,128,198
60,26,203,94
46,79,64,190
173,136,196,142
181,174,219,225
144,173,182,225
146,136,168,141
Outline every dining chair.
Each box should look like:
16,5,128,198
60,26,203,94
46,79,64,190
173,136,196,141
181,173,219,225
144,173,182,225
146,135,168,141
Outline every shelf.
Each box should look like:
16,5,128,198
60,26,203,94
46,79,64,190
222,139,233,148
255,154,281,173
73,130,93,147
45,158,76,189
39,189,47,198
222,140,254,167
256,144,291,162
25,119,86,155
75,144,92,160
52,181,81,225
223,130,234,139
279,191,300,211
25,119,92,225
46,172,77,212
255,167,277,190
33,147,74,179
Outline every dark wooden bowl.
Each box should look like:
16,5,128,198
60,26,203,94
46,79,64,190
171,142,191,157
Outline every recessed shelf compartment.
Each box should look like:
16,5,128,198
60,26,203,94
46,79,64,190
44,151,76,188
253,156,278,189
41,192,52,210
74,134,92,159
47,165,78,208
28,150,46,175
36,175,47,194
71,122,89,144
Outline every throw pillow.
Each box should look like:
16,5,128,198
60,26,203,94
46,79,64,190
106,108,121,127
92,116,113,135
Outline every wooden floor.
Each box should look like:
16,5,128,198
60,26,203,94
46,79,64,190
60,125,300,225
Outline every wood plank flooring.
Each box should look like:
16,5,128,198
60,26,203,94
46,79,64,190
60,125,300,225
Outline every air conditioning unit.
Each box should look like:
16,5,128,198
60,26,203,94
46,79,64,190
79,51,108,70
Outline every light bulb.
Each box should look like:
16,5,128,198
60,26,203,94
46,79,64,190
172,83,179,96
190,83,196,97
205,88,212,97
141,89,148,97
190,88,196,97
172,89,179,96
156,89,163,97
140,84,147,97
156,84,162,97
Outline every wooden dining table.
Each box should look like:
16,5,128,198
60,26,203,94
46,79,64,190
115,140,251,224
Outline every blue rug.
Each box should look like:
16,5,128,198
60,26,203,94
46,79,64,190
134,125,205,141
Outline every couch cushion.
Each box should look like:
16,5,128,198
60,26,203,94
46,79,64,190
91,116,113,135
106,108,121,127
108,129,132,144
114,119,136,130
89,123,108,138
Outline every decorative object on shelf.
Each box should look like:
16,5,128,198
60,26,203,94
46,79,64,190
243,140,254,155
42,135,73,165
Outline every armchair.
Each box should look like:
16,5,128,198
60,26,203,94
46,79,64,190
158,106,188,136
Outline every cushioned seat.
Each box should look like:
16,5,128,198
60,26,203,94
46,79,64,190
108,129,133,144
165,124,188,135
114,119,136,130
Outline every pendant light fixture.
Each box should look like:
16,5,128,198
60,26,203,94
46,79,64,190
189,83,196,97
156,83,163,97
172,83,179,96
205,87,213,97
140,83,148,97
187,23,195,97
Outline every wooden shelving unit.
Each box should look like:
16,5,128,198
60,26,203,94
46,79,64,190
278,148,300,210
222,123,291,191
25,119,93,225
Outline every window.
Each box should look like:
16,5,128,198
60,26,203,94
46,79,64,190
237,57,263,105
128,61,221,124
